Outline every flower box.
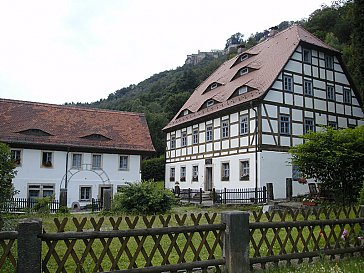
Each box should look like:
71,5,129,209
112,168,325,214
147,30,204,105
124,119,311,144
303,201,318,206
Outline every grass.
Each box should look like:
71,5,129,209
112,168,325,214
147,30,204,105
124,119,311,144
0,204,363,272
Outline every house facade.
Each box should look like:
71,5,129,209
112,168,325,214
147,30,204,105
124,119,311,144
163,25,364,199
0,99,155,207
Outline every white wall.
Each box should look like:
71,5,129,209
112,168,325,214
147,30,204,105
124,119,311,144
12,148,141,207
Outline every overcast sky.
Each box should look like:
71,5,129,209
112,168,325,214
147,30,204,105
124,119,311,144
0,0,333,104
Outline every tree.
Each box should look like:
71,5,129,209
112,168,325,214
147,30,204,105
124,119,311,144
0,143,17,228
141,156,165,181
289,126,364,204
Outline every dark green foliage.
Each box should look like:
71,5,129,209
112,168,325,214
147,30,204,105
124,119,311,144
0,143,17,210
141,156,165,181
33,196,54,214
112,180,175,215
290,126,364,204
359,182,364,205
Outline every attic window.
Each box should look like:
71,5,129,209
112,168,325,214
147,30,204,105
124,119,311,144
210,83,218,90
206,100,215,107
240,68,248,76
240,54,248,62
81,134,111,141
17,129,52,136
183,109,189,116
238,86,248,95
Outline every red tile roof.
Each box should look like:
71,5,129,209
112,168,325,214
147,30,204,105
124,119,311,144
0,99,155,154
163,25,339,131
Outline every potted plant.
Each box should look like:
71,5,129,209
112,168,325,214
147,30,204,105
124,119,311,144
303,197,319,206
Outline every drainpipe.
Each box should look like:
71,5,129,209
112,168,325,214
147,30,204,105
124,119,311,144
250,102,258,204
65,149,69,189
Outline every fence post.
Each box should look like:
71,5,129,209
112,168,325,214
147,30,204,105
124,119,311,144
199,188,202,204
224,188,227,204
17,218,42,273
263,186,267,203
188,188,191,203
59,188,67,207
222,211,250,273
286,178,292,201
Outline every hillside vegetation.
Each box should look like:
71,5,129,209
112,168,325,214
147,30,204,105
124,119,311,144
70,0,363,157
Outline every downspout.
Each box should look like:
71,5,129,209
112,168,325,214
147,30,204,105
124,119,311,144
65,149,69,189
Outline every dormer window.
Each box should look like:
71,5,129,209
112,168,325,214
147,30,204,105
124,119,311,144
81,134,111,141
17,128,52,137
238,86,248,95
210,83,218,90
239,68,248,76
240,54,248,62
206,100,215,107
183,109,189,116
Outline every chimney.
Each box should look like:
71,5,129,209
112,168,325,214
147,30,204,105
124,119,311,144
268,26,279,37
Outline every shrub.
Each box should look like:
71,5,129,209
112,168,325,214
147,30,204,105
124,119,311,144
112,180,175,215
33,195,54,214
359,182,364,205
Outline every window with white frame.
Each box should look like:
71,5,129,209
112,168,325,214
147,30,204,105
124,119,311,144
170,167,175,181
221,162,230,181
192,129,199,145
207,100,214,107
240,67,248,76
119,155,129,170
206,125,213,142
183,109,189,116
80,186,92,201
240,54,248,62
280,114,291,135
327,85,335,101
238,86,248,95
240,115,249,135
210,83,218,90
283,75,293,92
240,161,250,181
28,184,55,199
303,48,311,63
180,166,186,181
170,135,176,149
92,154,102,169
304,118,315,134
304,80,313,96
343,88,351,104
72,153,82,169
325,55,334,70
221,120,229,138
42,151,53,167
192,165,198,181
181,132,187,147
11,149,21,165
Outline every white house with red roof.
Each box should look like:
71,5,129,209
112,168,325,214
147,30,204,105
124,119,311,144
0,99,155,207
163,25,364,199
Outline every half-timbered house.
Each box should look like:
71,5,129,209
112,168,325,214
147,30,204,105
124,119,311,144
163,25,364,198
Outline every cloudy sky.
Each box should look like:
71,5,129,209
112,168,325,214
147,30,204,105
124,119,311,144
0,0,332,104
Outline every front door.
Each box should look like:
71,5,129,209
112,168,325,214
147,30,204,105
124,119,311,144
205,167,213,191
99,185,112,205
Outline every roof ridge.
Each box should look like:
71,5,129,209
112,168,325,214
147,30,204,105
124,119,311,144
0,98,145,116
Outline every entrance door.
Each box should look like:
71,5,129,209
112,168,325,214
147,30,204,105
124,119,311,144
205,167,213,191
99,185,112,205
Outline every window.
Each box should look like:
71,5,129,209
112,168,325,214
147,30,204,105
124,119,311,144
206,125,213,142
42,151,53,167
170,135,176,149
240,115,249,135
119,155,129,170
180,166,186,182
72,153,82,169
92,154,102,169
325,55,334,70
283,75,293,92
240,54,248,62
327,85,335,101
221,162,230,181
238,86,248,95
11,149,21,165
304,80,313,96
328,121,337,129
28,184,55,199
80,186,92,201
183,109,189,116
221,120,229,138
240,161,250,181
280,115,291,135
210,83,218,90
207,100,214,107
292,165,300,181
343,88,351,104
192,166,198,181
170,167,175,181
181,132,187,147
240,67,248,76
192,129,199,145
304,118,315,134
303,48,311,63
